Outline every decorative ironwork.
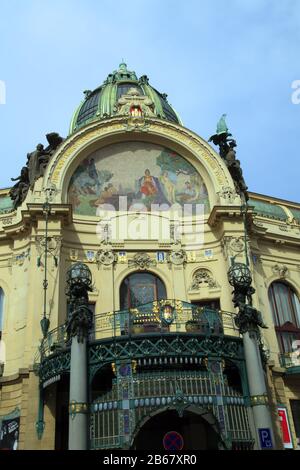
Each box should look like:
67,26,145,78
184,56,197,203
37,301,242,385
36,389,45,440
39,350,71,384
228,262,267,334
89,334,244,367
90,369,252,450
173,387,189,417
279,352,300,372
250,394,269,406
69,401,89,419
160,302,175,326
66,262,93,343
228,262,252,290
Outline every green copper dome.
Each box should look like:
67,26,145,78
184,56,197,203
69,62,182,134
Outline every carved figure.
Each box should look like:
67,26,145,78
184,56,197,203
209,118,249,201
9,132,64,209
9,167,30,210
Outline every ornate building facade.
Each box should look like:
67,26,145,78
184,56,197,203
0,63,299,450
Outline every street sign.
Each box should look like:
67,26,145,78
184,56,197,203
258,428,273,449
278,407,293,449
163,431,184,451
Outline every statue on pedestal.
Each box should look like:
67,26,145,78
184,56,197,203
209,115,249,201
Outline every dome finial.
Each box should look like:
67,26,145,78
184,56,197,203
119,60,128,72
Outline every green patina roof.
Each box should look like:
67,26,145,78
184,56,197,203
249,198,287,220
69,62,182,134
0,194,14,214
290,207,300,222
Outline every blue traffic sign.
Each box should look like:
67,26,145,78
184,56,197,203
258,428,273,449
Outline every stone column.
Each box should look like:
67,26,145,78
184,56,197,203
228,262,275,450
243,329,274,449
65,263,93,450
68,335,88,450
67,301,93,450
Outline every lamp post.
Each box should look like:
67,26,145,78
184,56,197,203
66,262,93,450
228,262,274,449
210,116,274,449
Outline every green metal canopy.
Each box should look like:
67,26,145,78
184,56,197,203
69,62,182,134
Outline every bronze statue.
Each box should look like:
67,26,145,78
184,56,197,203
209,116,249,201
9,132,64,209
9,167,30,210
224,140,249,199
27,144,45,188
27,133,64,188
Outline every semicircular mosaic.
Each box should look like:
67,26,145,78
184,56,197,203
68,142,210,215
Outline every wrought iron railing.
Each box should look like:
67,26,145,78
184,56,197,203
39,300,239,359
279,352,300,370
90,369,252,450
92,301,239,341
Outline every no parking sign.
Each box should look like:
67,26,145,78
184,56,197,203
163,431,184,451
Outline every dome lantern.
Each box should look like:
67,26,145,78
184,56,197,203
69,63,182,134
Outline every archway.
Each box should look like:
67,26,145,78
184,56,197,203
132,409,220,450
120,271,167,310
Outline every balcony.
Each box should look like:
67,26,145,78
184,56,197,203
279,352,300,375
36,300,243,385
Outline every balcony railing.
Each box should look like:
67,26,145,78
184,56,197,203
279,352,300,372
39,300,239,359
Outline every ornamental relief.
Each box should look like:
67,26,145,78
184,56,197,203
167,249,187,266
217,186,239,204
128,253,157,269
221,236,246,260
190,268,219,291
272,263,288,278
96,249,117,267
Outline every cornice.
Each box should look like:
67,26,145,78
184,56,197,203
0,204,72,240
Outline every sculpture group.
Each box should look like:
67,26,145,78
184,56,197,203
9,133,64,210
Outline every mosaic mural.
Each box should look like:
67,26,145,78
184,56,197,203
68,142,210,215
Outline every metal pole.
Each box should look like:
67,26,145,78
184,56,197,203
239,202,275,449
66,264,93,450
69,334,88,450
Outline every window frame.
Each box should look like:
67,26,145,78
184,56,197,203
269,281,300,353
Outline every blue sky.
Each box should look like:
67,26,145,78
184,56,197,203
0,0,299,201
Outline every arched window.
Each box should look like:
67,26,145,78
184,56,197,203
120,272,167,310
0,288,4,334
268,281,300,353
